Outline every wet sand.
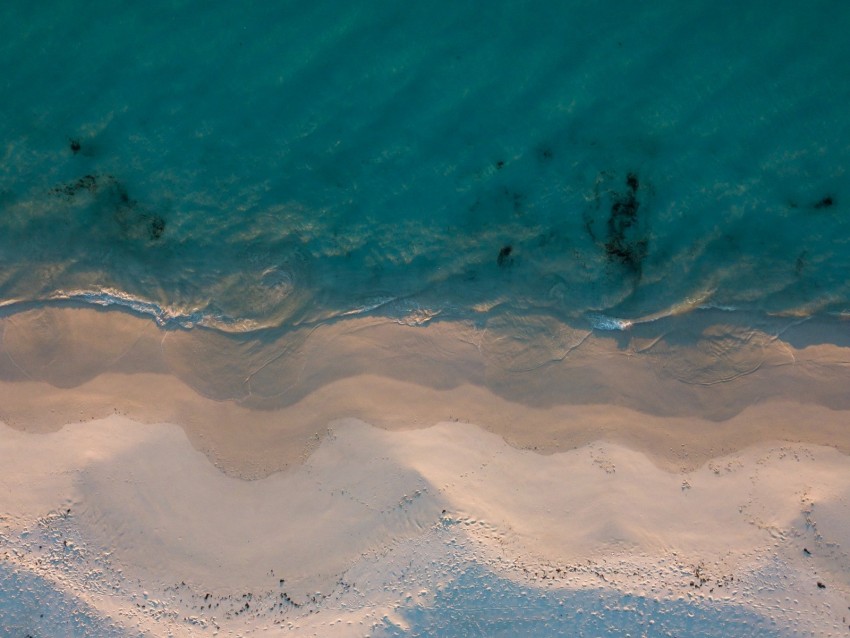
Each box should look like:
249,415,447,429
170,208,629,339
1,305,850,476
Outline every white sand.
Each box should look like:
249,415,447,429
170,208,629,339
3,415,850,636
4,307,850,635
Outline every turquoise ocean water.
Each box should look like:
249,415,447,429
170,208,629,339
1,1,849,333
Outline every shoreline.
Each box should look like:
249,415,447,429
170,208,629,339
1,305,850,476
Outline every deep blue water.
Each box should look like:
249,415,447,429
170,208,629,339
1,1,849,332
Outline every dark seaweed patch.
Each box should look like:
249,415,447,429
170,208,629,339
795,251,806,276
604,175,646,273
535,145,554,162
497,245,513,267
148,215,166,240
583,216,598,242
813,196,834,209
585,172,648,276
51,174,98,199
52,174,166,243
495,159,505,170
113,182,134,207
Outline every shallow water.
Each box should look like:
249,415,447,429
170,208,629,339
2,1,849,334
378,564,781,638
0,562,136,638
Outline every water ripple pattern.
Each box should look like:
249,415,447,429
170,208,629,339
1,1,848,334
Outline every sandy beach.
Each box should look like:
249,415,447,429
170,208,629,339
3,0,850,634
4,307,850,471
2,306,850,635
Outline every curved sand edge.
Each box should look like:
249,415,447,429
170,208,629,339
2,305,850,476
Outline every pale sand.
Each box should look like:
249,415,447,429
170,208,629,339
2,416,849,636
3,306,850,634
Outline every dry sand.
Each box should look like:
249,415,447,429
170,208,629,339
3,416,850,636
2,306,850,635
